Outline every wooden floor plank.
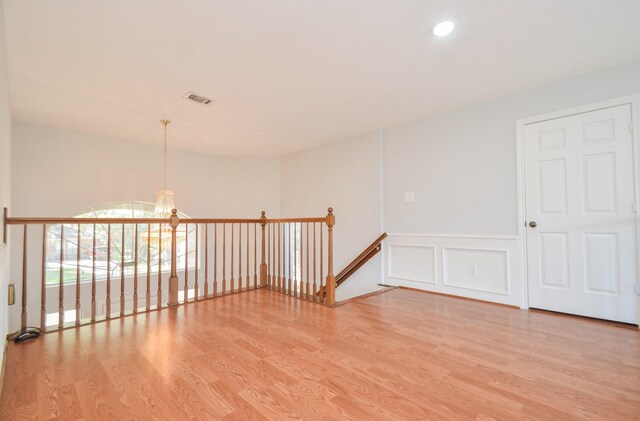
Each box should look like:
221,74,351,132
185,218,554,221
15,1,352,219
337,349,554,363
1,288,639,420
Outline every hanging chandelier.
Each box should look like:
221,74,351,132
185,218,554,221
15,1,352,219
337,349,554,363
154,119,175,218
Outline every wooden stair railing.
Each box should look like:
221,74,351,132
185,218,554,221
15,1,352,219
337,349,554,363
3,207,337,336
320,232,387,297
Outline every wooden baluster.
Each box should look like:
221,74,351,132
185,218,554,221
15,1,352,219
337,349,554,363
58,224,64,329
273,223,276,291
222,223,226,295
291,223,295,296
76,224,81,325
281,223,284,294
133,224,139,313
146,223,151,311
41,225,47,330
214,223,219,297
260,211,267,288
120,224,125,317
287,222,295,295
157,223,162,308
301,222,306,299
253,223,257,289
306,223,310,301
266,223,271,289
91,224,96,321
21,225,27,330
299,222,303,299
282,222,287,294
238,223,242,292
230,223,235,294
312,222,317,303
273,224,276,291
293,223,297,297
204,224,209,298
320,222,324,305
271,223,275,291
298,223,301,297
274,224,277,292
59,224,66,328
279,222,283,293
91,224,96,323
195,224,199,301
298,223,302,298
271,223,275,290
246,222,249,291
300,222,304,298
265,223,269,290
282,223,289,294
106,224,111,320
273,222,282,292
325,208,336,306
184,223,189,302
270,224,273,291
287,223,292,295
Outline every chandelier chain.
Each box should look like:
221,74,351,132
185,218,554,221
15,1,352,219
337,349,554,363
161,119,170,189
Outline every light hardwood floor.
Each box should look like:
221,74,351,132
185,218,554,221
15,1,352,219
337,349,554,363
1,288,639,420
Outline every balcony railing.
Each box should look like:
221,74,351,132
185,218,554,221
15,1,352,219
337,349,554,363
3,208,336,334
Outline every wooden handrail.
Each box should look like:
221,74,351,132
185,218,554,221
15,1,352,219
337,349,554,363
4,216,325,225
5,216,171,225
262,217,326,223
335,233,387,285
317,232,387,300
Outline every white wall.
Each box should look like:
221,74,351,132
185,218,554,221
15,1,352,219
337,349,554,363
280,131,384,300
0,2,11,373
384,60,640,236
11,122,280,218
383,60,640,307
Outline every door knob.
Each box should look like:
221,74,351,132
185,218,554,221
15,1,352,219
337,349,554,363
529,221,537,228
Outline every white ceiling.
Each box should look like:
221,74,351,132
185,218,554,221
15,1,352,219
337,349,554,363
4,0,640,156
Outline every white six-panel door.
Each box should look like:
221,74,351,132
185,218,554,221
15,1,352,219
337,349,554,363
524,104,637,324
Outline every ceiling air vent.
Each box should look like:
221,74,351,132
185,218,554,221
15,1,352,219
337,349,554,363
184,92,214,105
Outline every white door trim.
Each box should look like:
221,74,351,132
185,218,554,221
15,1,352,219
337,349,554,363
515,94,640,325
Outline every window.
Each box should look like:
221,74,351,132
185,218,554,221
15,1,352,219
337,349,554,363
45,201,196,285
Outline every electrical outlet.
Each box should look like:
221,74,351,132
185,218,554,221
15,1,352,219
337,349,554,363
404,192,414,203
8,283,15,305
469,265,478,276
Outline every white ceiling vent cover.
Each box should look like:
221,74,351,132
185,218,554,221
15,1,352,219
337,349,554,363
183,92,214,105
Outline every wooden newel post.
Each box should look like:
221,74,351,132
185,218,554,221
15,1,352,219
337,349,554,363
325,207,336,306
168,208,180,306
260,211,267,287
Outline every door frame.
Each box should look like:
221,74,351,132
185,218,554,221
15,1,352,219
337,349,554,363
515,94,640,325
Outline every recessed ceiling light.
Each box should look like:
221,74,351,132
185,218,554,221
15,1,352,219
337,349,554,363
433,20,455,37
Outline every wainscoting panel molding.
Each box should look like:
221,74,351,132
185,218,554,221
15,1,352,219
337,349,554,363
385,234,523,307
442,247,509,295
388,244,436,284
